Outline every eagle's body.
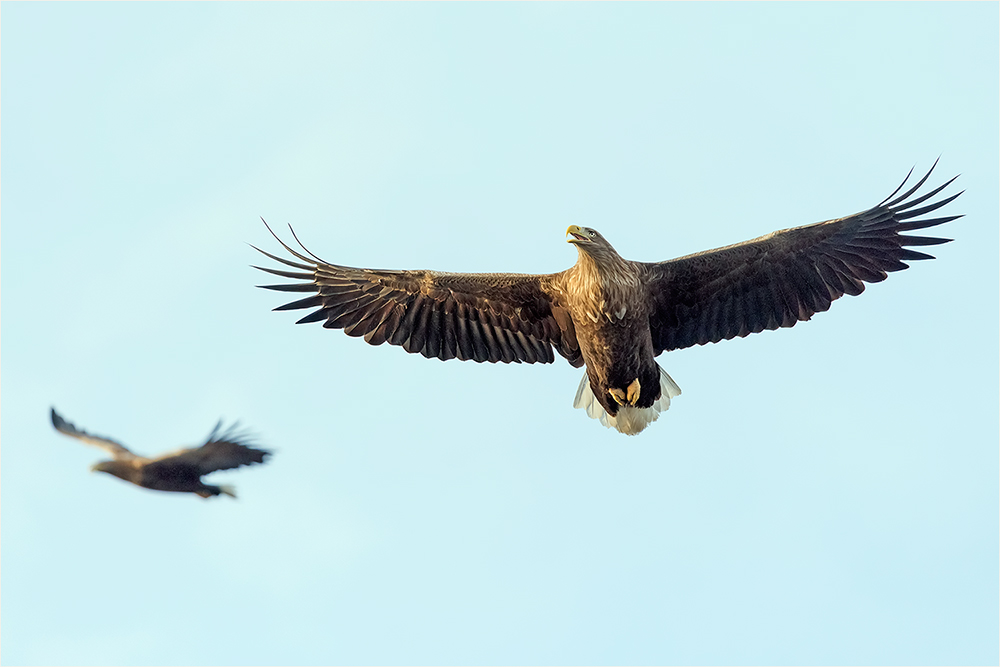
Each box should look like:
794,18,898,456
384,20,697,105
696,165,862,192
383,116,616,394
255,162,961,435
51,409,271,498
546,248,674,432
93,458,227,497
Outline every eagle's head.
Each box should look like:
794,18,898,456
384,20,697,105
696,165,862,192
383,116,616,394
567,225,620,262
90,460,130,482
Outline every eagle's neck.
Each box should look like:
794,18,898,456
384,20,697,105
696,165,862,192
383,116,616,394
97,460,143,484
568,248,641,324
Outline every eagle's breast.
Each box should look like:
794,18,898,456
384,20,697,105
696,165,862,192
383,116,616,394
557,253,644,325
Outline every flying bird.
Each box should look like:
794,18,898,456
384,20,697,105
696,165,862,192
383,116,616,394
254,161,961,435
51,408,271,498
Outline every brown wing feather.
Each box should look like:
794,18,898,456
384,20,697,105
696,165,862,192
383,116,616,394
253,224,583,367
50,408,141,461
149,421,270,475
644,160,963,354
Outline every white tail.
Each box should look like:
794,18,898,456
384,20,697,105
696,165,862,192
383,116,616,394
218,485,237,498
573,365,682,435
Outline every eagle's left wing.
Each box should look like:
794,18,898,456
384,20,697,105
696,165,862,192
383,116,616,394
252,224,583,367
642,161,962,355
149,422,270,475
50,408,141,461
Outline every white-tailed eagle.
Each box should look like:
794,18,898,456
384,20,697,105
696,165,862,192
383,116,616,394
254,162,961,435
51,408,271,497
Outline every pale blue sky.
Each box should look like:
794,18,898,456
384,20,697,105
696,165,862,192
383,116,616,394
2,3,998,665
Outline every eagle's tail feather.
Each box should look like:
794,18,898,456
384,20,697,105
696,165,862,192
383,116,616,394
573,366,681,435
218,484,237,498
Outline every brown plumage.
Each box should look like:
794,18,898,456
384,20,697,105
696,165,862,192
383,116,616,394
51,408,271,498
254,161,961,434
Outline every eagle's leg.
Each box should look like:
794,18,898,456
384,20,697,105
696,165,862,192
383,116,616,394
626,378,641,406
609,379,642,407
608,387,627,406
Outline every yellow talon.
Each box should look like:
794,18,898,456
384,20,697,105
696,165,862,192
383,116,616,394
626,378,641,405
608,388,627,406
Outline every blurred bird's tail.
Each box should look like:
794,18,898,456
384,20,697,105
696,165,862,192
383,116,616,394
218,485,237,498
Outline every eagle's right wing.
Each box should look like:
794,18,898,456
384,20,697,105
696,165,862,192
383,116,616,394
253,224,583,367
148,421,270,475
50,408,140,461
642,161,962,355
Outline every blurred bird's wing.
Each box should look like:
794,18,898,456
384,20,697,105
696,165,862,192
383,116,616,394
50,408,141,461
149,421,271,475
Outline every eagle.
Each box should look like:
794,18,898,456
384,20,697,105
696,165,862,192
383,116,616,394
254,162,961,435
51,408,271,498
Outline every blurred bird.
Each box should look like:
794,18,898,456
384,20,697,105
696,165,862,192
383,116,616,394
51,408,271,498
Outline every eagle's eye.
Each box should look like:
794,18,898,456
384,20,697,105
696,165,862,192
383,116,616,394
588,230,596,238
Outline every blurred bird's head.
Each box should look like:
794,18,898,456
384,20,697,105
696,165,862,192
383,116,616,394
89,460,130,482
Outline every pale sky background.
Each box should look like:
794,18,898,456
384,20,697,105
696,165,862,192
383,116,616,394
2,3,997,665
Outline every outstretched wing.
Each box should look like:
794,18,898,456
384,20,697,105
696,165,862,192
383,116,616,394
252,225,583,366
644,160,962,354
50,408,140,461
149,421,270,475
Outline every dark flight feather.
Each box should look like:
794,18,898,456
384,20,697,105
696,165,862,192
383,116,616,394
255,219,585,367
642,160,962,355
